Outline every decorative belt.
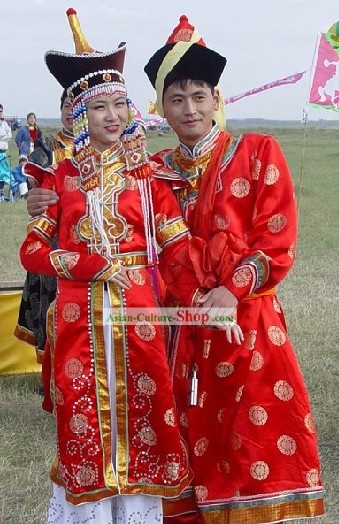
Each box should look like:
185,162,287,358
116,252,149,268
242,287,276,302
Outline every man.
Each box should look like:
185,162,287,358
14,92,74,362
0,103,12,200
143,14,325,524
26,14,325,524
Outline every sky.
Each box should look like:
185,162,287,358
1,0,338,122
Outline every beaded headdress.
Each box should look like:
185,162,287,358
45,8,137,155
144,14,227,129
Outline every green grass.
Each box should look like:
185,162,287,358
0,126,338,523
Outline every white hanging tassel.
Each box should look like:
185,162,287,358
87,188,111,256
138,178,160,297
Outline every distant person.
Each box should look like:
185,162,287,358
136,120,148,150
10,154,29,199
0,103,12,200
15,112,42,156
29,91,74,168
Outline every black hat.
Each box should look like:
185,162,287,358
144,15,226,117
45,8,126,103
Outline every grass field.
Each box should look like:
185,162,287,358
0,126,338,523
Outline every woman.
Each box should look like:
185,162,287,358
20,9,202,523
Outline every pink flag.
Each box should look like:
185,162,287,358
309,32,339,111
224,71,306,105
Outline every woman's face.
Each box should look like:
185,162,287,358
87,93,128,152
27,113,36,126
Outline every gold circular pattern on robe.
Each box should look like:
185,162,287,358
230,177,251,198
214,213,231,230
267,213,287,233
134,321,156,341
250,461,270,480
137,373,157,395
251,157,261,180
215,362,234,378
245,329,257,350
64,175,80,192
62,302,81,322
194,437,209,456
268,325,286,346
65,357,84,379
306,468,320,487
195,485,208,502
264,164,280,185
232,266,252,288
164,408,176,426
139,425,157,446
231,432,242,451
304,413,315,433
250,350,264,371
27,241,42,255
69,413,89,435
249,405,268,426
273,380,294,401
277,434,297,456
235,385,244,402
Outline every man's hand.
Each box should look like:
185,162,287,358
198,285,238,315
27,187,59,216
198,286,244,344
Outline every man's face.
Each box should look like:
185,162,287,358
163,80,219,149
61,97,73,133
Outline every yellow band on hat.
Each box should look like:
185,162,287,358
154,35,226,130
155,25,201,116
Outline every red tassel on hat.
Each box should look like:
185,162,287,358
166,14,206,46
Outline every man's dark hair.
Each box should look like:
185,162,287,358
164,79,214,96
0,104,3,110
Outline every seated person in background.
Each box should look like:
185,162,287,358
10,154,28,199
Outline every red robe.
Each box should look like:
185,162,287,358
20,142,201,505
153,127,324,523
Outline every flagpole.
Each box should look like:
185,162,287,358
296,109,308,216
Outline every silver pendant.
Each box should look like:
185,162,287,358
189,368,198,406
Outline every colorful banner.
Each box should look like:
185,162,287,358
148,100,159,115
308,25,339,111
224,71,307,105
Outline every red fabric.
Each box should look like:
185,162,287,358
176,231,246,288
28,126,38,144
191,131,231,240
